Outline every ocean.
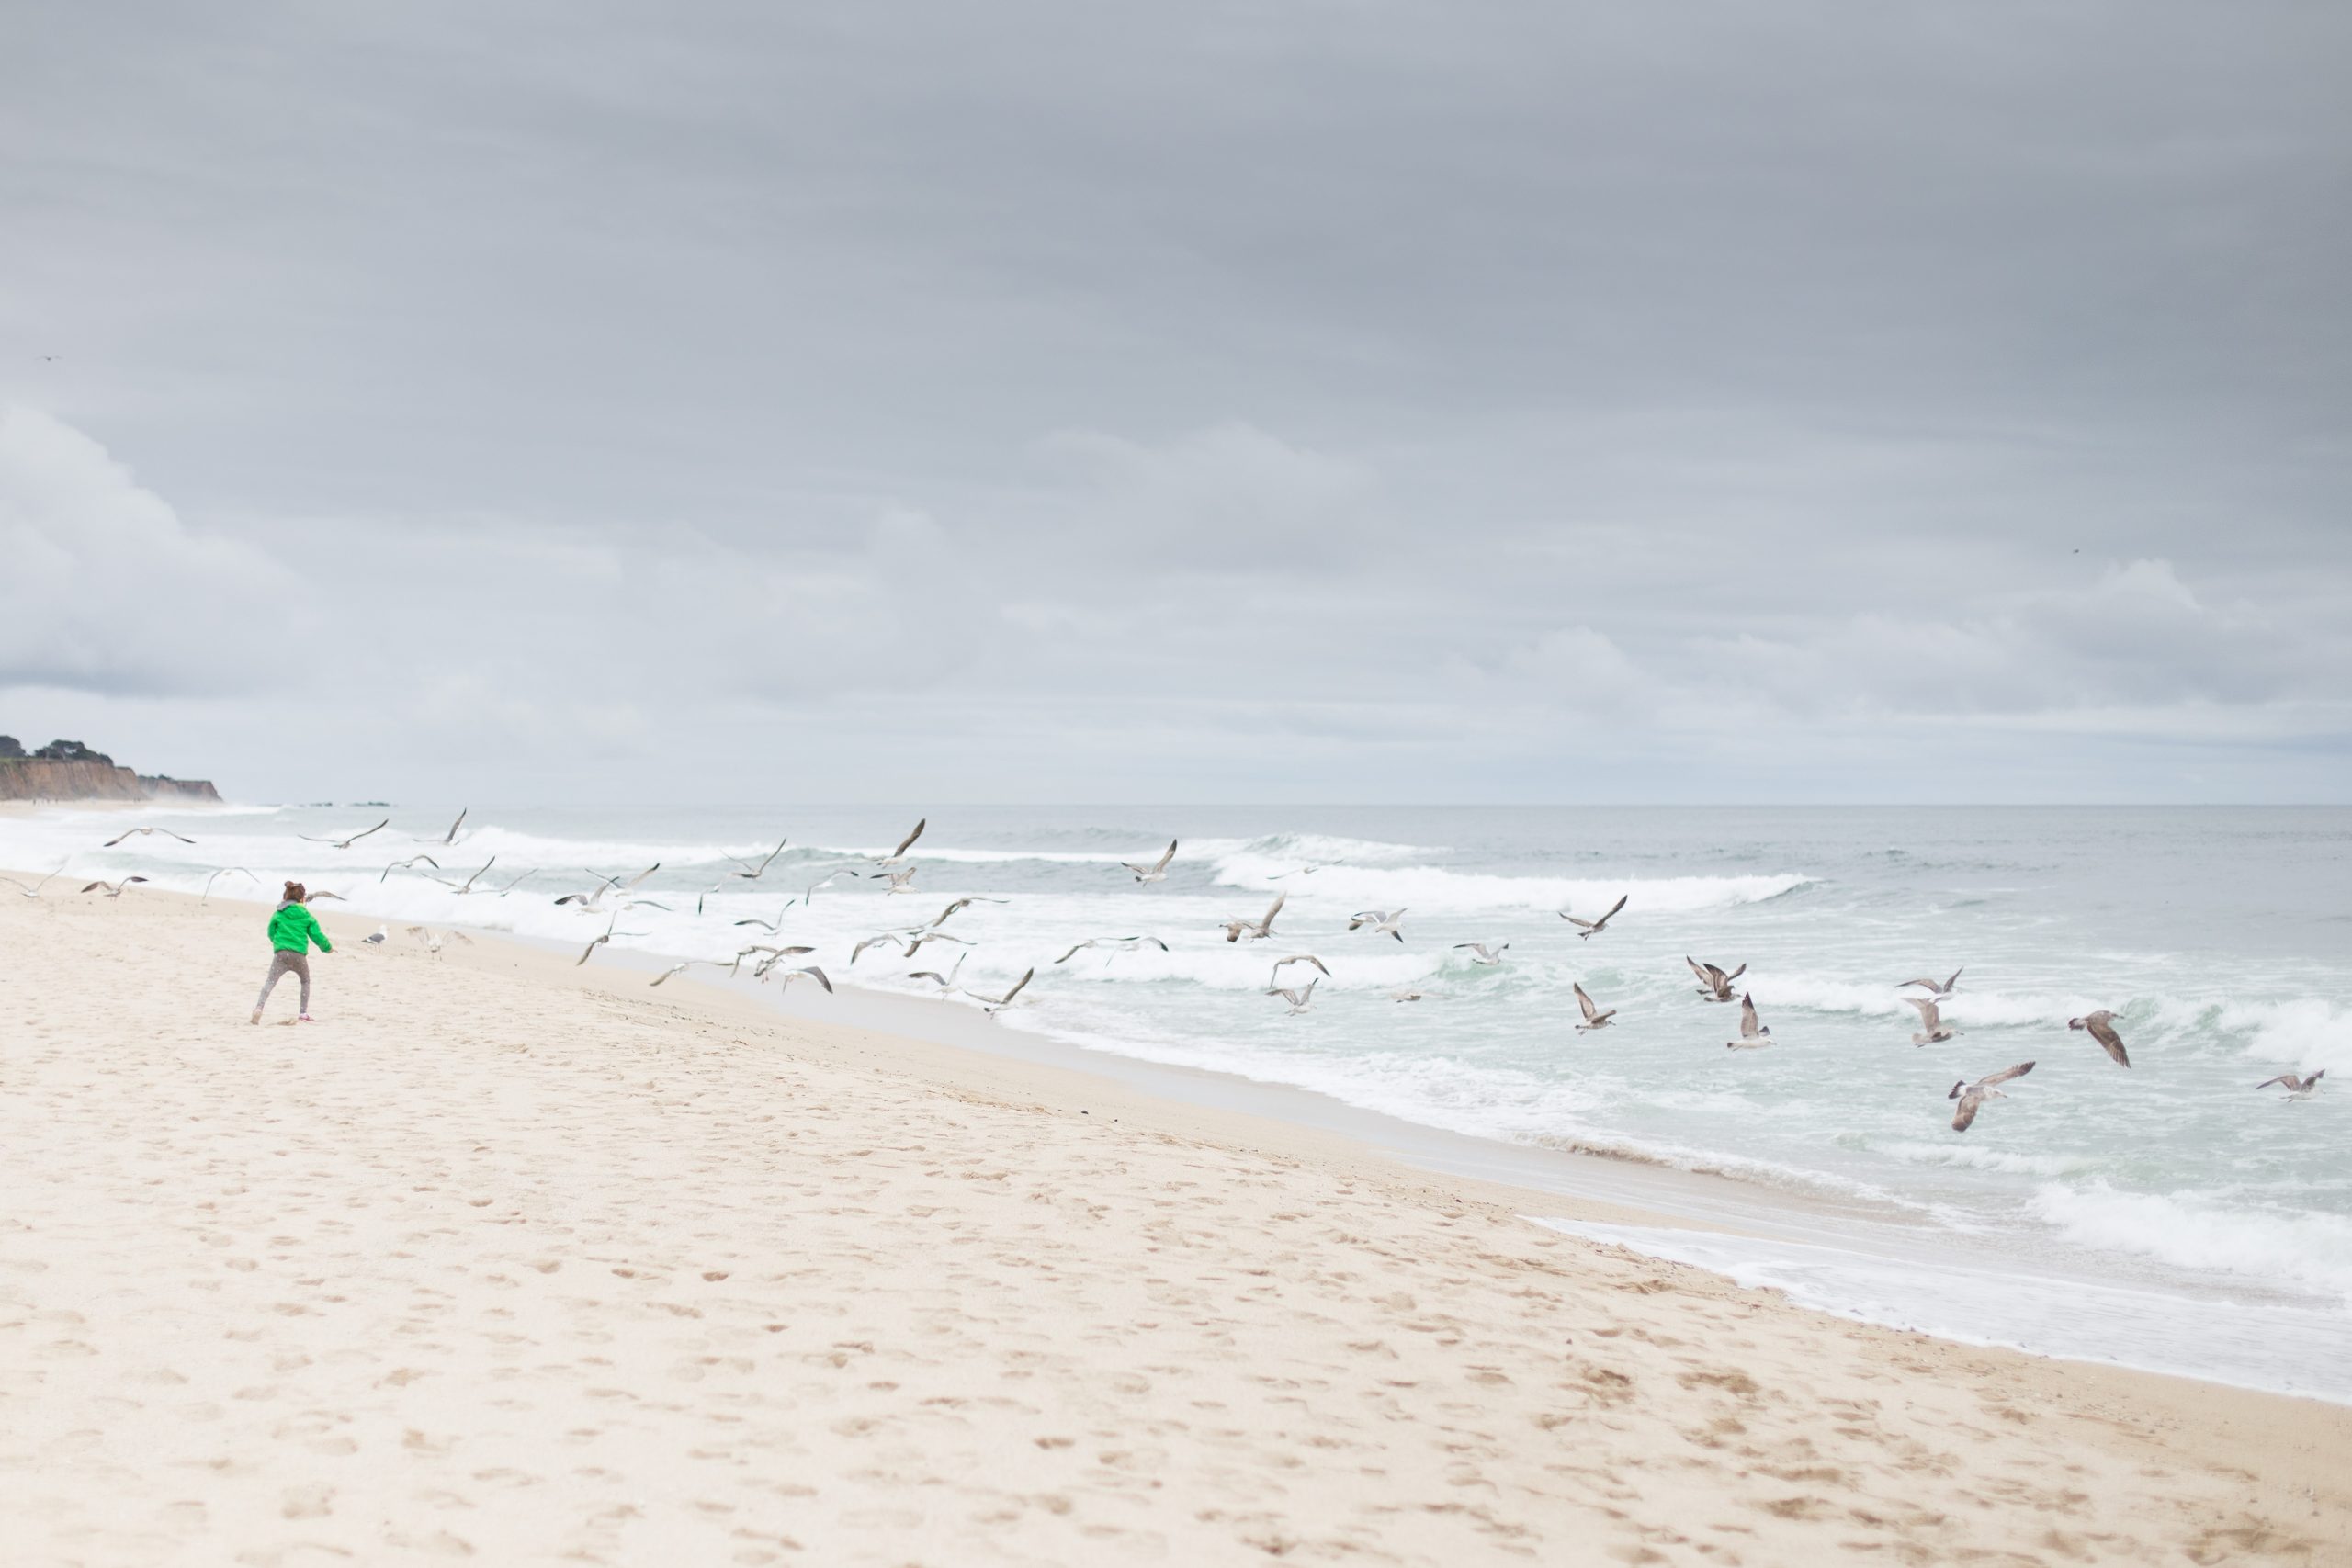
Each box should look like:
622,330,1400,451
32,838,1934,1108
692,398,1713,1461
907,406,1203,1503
8,802,2347,1401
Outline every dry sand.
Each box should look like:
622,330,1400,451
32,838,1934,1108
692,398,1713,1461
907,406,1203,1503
4,883,2347,1566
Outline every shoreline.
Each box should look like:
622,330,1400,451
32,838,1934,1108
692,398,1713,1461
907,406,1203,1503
14,840,2352,1408
4,878,2351,1562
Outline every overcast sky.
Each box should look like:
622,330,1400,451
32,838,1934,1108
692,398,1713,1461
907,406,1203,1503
5,1,2347,804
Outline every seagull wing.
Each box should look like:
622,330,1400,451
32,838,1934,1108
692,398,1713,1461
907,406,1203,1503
1905,996,1942,1030
1980,1060,2036,1089
889,818,927,859
1574,983,1599,1023
1055,942,1093,964
1739,994,1760,1037
1951,1089,1984,1133
2085,1015,2131,1068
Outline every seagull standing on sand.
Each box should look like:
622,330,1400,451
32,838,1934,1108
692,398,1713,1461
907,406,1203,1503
1687,956,1747,1002
1270,977,1319,1015
2256,1070,2327,1100
1949,1062,2036,1132
1724,993,1772,1050
966,967,1034,1015
299,818,389,850
1899,967,1964,1002
2066,1010,2132,1068
363,924,389,944
1454,941,1510,965
1574,982,1616,1032
102,825,196,847
80,876,149,897
1221,892,1285,943
1349,908,1408,942
1562,894,1628,940
1122,840,1179,884
1907,996,1960,1046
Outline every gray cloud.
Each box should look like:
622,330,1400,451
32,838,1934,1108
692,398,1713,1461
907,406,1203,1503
1,2,2346,802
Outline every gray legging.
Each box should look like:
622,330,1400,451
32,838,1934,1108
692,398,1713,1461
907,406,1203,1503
256,951,312,1013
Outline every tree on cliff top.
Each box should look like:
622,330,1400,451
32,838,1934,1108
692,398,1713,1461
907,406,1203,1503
31,739,112,764
0,735,23,759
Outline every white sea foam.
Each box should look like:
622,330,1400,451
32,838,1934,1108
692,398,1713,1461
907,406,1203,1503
2030,1182,2352,1306
1205,857,1817,916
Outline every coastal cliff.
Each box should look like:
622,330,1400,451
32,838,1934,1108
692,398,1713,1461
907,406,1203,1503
0,737,222,804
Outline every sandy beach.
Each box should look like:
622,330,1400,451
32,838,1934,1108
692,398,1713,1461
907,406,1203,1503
5,880,2347,1566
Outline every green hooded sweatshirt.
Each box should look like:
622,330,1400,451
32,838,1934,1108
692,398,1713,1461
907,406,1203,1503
268,900,333,954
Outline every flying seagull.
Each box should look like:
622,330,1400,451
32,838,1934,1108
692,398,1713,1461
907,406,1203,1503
1949,1062,2036,1133
407,925,472,956
2256,1070,2327,1100
102,825,196,847
728,837,789,880
431,856,501,895
1267,953,1331,988
1454,941,1510,965
1724,992,1773,1050
299,818,389,850
415,808,469,845
2066,1010,2132,1068
1573,982,1616,1032
1349,908,1408,942
921,896,1009,930
732,904,797,935
877,866,920,894
852,932,913,964
1686,956,1747,1002
1270,977,1319,1015
1907,996,1960,1046
202,866,261,903
908,953,968,990
1562,894,1628,940
766,964,834,994
576,917,620,966
80,876,149,897
1056,935,1172,965
0,865,66,898
1899,967,1964,1001
966,967,1035,1016
379,854,441,883
1221,892,1285,943
876,818,927,865
1122,840,1179,884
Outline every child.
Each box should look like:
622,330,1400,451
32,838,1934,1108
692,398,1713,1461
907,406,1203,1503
253,881,333,1023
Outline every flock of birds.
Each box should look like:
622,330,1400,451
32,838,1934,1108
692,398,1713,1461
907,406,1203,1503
9,811,2334,1134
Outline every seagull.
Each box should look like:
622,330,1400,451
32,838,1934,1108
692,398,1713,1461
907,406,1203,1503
877,866,920,894
490,867,538,896
1221,892,1285,943
2066,1010,2132,1068
1056,935,1172,965
1949,1062,2036,1132
1562,894,1628,940
876,818,926,866
903,930,971,960
1454,941,1510,965
102,825,196,847
966,967,1034,1015
1686,956,1747,1002
407,925,472,956
309,890,347,903
650,962,706,987
1899,967,1964,1001
0,865,65,897
732,904,797,935
2256,1070,2327,1100
576,918,620,966
852,932,912,964
1267,953,1331,987
201,866,262,904
1349,908,1407,942
908,953,968,990
1724,992,1772,1050
727,837,789,881
1121,840,1179,884
414,808,468,845
727,943,816,978
80,876,149,897
363,924,389,944
1267,863,1332,880
767,964,834,993
555,864,657,910
1270,977,1319,1014
786,868,865,908
379,854,441,883
1907,996,1960,1046
921,896,1009,930
430,856,500,895
1388,987,1427,1003
299,818,389,850
1573,982,1616,1032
